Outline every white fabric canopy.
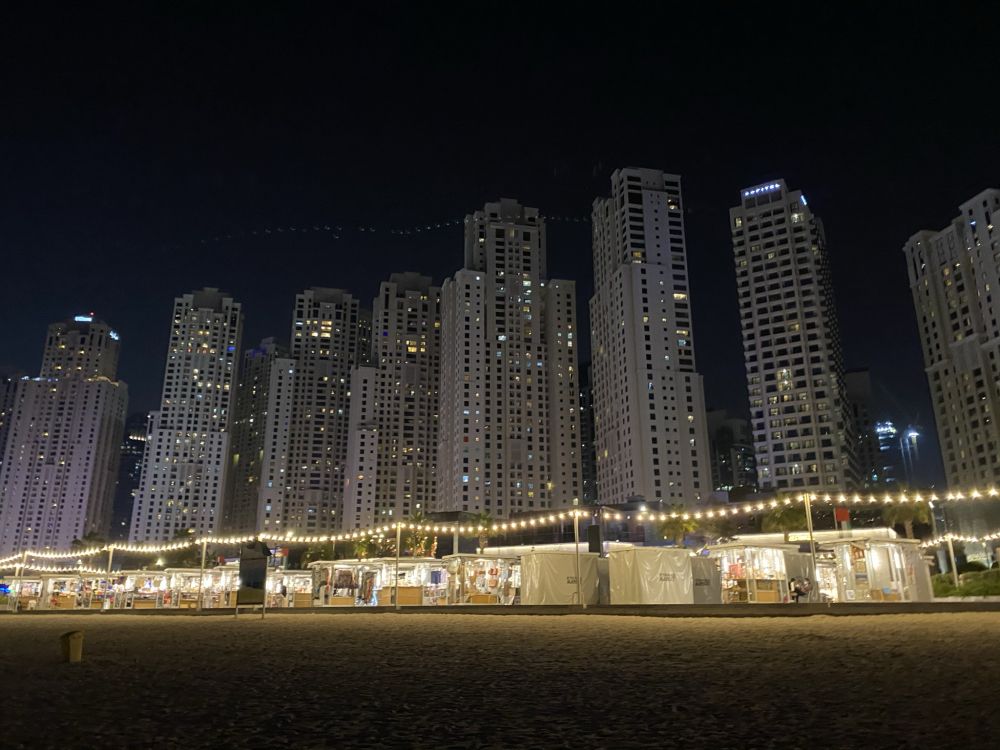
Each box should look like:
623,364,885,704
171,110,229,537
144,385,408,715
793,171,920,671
520,551,599,605
608,547,695,605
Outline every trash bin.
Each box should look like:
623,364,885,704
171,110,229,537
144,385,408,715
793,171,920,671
60,630,84,663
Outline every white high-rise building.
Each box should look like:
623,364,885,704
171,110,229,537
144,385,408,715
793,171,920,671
439,199,582,517
129,288,243,541
343,273,441,529
0,316,127,554
731,180,857,493
285,288,363,532
590,168,710,505
224,338,296,533
903,188,1000,487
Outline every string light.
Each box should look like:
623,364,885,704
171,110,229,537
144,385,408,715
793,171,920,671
921,531,1000,548
0,553,24,566
1,488,996,563
27,546,105,559
21,564,108,575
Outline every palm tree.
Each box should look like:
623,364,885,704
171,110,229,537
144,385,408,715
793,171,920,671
657,506,699,546
881,503,931,539
353,538,371,559
472,511,493,552
300,541,335,567
697,514,739,543
405,512,433,557
761,504,808,536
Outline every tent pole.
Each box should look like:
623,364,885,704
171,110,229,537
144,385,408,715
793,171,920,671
946,536,959,588
197,540,208,612
573,511,585,609
804,493,819,601
395,523,402,611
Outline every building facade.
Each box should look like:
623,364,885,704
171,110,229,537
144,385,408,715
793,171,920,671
0,316,127,554
903,188,1000,488
438,199,582,517
579,363,598,503
129,288,243,541
706,408,757,496
845,369,881,487
343,273,441,528
284,288,363,532
111,413,149,540
590,168,710,505
731,180,857,493
224,338,296,533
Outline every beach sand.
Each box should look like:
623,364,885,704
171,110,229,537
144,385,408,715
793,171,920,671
1,612,997,749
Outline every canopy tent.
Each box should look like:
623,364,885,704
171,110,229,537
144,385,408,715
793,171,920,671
520,551,599,605
608,547,696,605
824,537,933,602
690,556,723,604
707,543,798,603
443,554,519,604
309,557,448,606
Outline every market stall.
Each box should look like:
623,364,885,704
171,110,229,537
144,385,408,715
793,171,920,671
40,574,111,610
707,543,797,603
309,558,448,606
443,554,519,604
267,569,315,608
114,571,170,609
824,537,933,602
520,550,599,605
608,547,697,605
1,577,43,610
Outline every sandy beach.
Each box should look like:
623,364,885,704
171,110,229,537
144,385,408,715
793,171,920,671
1,612,997,749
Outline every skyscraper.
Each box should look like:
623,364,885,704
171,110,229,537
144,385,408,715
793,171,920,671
579,363,598,503
111,413,149,540
0,316,127,554
438,199,582,517
706,409,757,497
224,338,296,533
129,288,243,541
284,288,362,532
590,168,710,505
731,180,857,493
0,371,22,471
903,188,1000,488
845,369,880,487
343,273,441,528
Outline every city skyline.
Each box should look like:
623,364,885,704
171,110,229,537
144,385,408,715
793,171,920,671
3,8,999,492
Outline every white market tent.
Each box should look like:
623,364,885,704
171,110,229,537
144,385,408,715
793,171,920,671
824,537,933,602
608,547,696,604
520,550,599,605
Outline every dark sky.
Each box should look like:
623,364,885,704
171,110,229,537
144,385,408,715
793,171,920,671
2,5,998,485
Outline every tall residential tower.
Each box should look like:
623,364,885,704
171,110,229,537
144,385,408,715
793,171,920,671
590,168,710,505
0,316,127,554
903,189,1000,487
129,289,243,541
343,273,441,528
438,199,582,516
730,180,856,493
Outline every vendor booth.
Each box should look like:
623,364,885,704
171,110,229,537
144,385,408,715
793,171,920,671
825,537,932,602
267,569,315,608
310,558,448,606
443,554,519,604
114,571,170,609
1,577,43,611
608,547,697,604
40,574,111,610
520,550,599,605
708,543,797,603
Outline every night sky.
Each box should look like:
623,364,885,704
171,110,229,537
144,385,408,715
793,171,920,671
3,6,998,485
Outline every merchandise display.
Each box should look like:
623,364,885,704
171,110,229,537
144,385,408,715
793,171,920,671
309,558,449,606
825,538,932,602
443,555,520,604
707,544,794,603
